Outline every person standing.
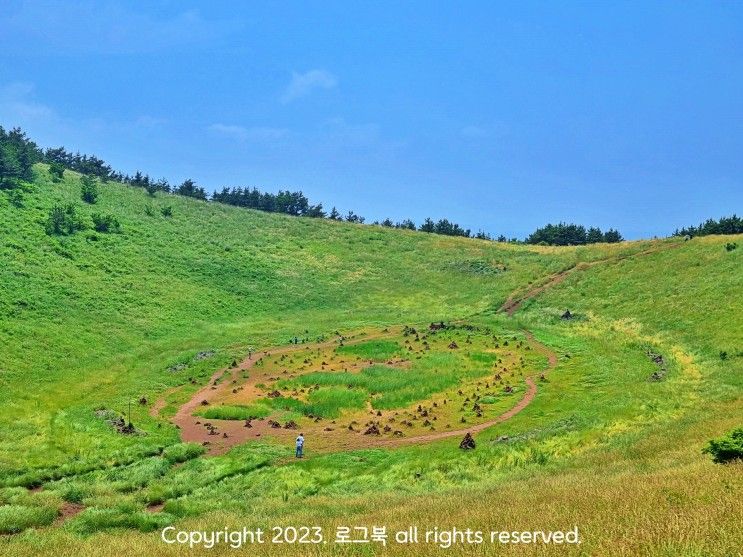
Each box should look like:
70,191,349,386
295,433,305,458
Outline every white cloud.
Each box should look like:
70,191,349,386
280,70,337,103
208,123,289,142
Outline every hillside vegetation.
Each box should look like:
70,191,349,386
0,165,741,556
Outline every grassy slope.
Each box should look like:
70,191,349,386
0,165,644,470
1,166,741,555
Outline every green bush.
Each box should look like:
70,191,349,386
45,203,86,235
703,427,743,463
80,175,99,203
160,205,173,217
60,484,89,504
162,443,205,464
7,188,23,207
49,162,65,182
91,212,121,233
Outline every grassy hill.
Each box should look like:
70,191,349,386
0,165,741,556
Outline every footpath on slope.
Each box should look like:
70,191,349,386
499,240,684,316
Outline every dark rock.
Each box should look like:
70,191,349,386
459,432,476,450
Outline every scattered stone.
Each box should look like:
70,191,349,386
459,432,476,450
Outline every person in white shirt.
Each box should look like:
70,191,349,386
295,433,305,458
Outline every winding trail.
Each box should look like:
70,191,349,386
157,329,558,455
156,331,399,455
375,331,557,446
499,240,684,316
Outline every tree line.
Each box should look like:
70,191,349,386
15,124,742,246
0,126,39,187
672,215,743,238
526,223,623,245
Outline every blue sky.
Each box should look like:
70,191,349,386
1,1,741,239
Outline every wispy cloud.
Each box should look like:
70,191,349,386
0,4,241,55
280,70,337,103
0,82,55,123
208,123,289,142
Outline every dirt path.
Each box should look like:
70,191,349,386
160,327,559,455
155,330,399,455
372,331,557,446
498,240,684,316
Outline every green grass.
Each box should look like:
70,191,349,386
197,405,272,421
0,165,741,555
266,388,367,419
0,505,57,534
1,164,603,472
335,339,402,360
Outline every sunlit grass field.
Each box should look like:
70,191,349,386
0,166,741,555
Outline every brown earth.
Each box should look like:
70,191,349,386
160,328,557,455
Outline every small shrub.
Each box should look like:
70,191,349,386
80,175,99,204
60,484,88,504
720,351,728,361
49,162,65,182
146,182,158,197
160,205,173,217
7,189,23,207
45,204,86,235
725,242,737,252
703,427,743,463
91,212,121,233
162,443,205,464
